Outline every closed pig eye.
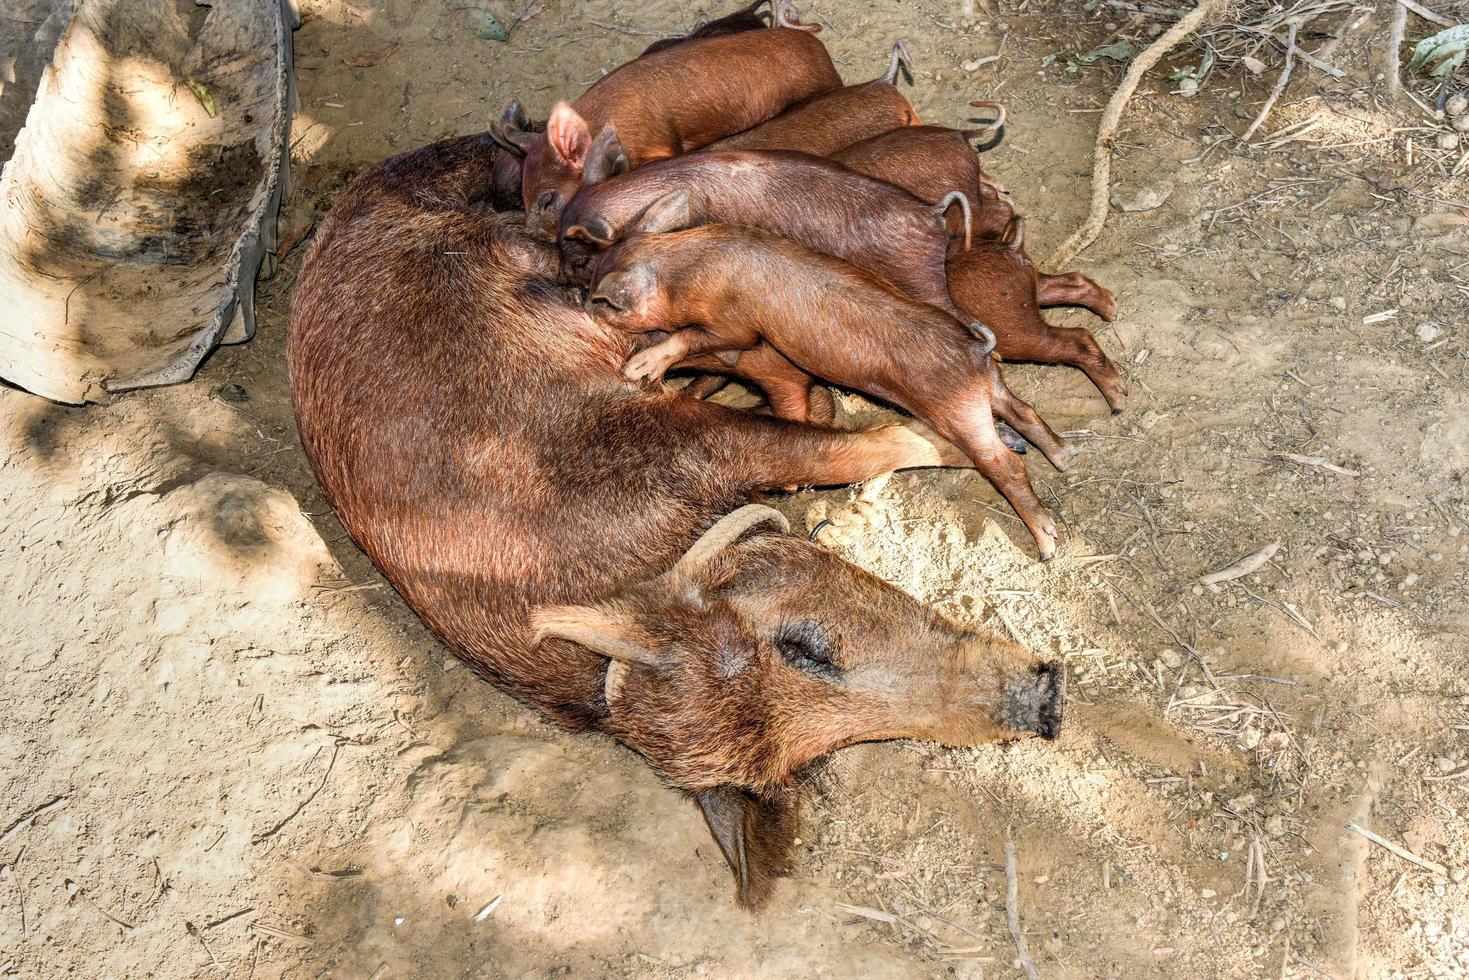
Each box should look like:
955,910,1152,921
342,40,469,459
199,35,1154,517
776,621,838,679
536,191,557,211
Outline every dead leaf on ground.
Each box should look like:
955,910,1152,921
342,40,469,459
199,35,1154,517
343,42,400,68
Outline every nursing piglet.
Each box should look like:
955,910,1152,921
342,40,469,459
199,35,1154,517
558,149,976,328
585,216,1069,560
832,125,1118,320
949,218,1127,412
831,113,1012,242
711,41,919,156
494,22,840,237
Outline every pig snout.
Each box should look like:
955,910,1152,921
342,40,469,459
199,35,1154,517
1002,659,1065,740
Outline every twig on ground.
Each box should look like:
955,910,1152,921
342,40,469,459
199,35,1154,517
251,743,340,845
1272,453,1360,477
253,922,316,944
0,797,66,851
835,902,898,924
1387,1,1407,99
1242,20,1298,142
1345,821,1448,876
1003,841,1039,980
186,921,224,970
1045,0,1230,268
1199,541,1280,585
1236,584,1319,638
69,881,136,930
1423,766,1469,782
1396,0,1454,28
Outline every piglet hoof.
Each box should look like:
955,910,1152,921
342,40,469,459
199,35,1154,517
1094,291,1119,322
1048,441,1076,473
622,349,676,383
1029,515,1060,562
1035,533,1058,562
1097,376,1129,415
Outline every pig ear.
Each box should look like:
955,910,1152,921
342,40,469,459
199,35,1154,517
1002,216,1025,252
531,604,663,667
563,216,615,247
589,267,654,313
546,102,592,169
632,189,694,236
583,126,630,187
490,98,538,156
696,786,799,909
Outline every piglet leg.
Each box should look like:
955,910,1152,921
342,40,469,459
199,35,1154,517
702,409,973,491
624,327,749,382
730,344,836,426
993,324,1128,414
752,420,973,487
681,344,837,426
1037,271,1118,322
985,361,1073,471
685,374,731,400
936,396,1059,561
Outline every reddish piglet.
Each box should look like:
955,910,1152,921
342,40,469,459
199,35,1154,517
831,112,1013,243
586,219,1069,559
948,217,1128,412
711,41,920,156
639,0,774,57
558,149,977,327
493,24,840,237
832,124,1120,320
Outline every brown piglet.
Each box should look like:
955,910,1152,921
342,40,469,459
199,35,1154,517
949,217,1128,412
557,149,979,330
831,124,1119,320
493,23,840,238
831,112,1013,243
711,40,920,156
585,217,1069,559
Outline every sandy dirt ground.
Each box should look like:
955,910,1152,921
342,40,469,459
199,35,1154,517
3,1,1468,977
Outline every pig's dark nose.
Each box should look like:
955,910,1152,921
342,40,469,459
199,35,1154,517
1002,659,1066,739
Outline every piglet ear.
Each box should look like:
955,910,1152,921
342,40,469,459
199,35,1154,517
632,189,694,236
490,98,538,156
563,216,615,247
583,126,630,187
589,268,653,313
696,786,799,909
546,102,592,169
532,603,662,667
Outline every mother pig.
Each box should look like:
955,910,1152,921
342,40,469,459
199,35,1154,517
288,133,1064,908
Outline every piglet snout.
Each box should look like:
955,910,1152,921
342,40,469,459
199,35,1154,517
1003,659,1066,740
